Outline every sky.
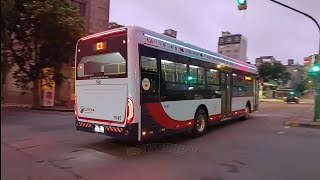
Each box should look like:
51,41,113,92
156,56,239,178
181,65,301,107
109,0,320,65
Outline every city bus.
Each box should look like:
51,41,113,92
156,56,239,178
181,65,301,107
74,26,259,141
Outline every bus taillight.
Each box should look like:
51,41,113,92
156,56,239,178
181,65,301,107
127,98,134,124
74,97,78,116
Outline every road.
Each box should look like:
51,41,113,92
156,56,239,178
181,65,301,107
1,99,319,180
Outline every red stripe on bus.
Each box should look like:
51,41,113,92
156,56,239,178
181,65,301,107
145,103,194,129
78,116,125,124
208,114,222,121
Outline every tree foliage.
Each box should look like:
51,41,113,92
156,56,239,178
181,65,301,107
295,77,312,94
258,62,291,84
3,0,85,105
1,0,15,75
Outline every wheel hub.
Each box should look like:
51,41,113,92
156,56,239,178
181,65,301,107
196,115,205,132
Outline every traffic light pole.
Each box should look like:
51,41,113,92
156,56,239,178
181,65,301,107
314,75,320,122
269,0,320,54
270,0,320,121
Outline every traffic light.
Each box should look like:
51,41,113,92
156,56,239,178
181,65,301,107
311,63,320,73
237,0,247,10
310,54,320,74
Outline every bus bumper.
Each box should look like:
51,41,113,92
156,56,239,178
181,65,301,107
75,118,139,141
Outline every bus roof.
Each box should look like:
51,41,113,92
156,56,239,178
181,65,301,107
80,26,258,74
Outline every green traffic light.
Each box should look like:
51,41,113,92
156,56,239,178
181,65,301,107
237,0,246,5
312,65,320,72
290,92,295,95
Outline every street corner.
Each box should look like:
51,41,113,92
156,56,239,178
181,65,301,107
284,119,320,129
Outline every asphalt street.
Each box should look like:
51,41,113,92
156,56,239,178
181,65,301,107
1,99,319,180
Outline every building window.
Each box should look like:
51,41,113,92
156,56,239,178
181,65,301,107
71,0,86,17
234,49,238,52
219,51,223,53
220,46,224,49
226,50,231,53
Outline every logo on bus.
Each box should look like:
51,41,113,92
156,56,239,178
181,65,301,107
142,78,151,90
79,106,95,113
96,79,101,85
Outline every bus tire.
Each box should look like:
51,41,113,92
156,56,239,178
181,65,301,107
192,109,208,137
240,104,251,120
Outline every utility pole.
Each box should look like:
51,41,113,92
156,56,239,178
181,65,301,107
270,0,320,122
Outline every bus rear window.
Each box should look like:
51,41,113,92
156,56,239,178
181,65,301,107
77,53,126,79
76,32,127,79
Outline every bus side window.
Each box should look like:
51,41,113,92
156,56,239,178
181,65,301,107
141,56,157,73
206,68,221,98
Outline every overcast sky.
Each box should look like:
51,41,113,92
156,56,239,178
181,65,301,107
110,0,320,64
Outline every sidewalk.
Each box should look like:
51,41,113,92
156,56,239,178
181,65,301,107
1,103,73,112
32,106,73,112
284,108,320,129
259,99,283,102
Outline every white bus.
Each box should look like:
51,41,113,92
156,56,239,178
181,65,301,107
74,26,259,141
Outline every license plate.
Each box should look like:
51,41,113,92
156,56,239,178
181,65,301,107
94,125,105,133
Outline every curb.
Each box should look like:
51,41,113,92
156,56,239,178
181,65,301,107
259,100,284,103
31,107,73,112
284,121,320,129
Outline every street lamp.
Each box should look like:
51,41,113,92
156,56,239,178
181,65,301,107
270,0,320,122
270,0,320,54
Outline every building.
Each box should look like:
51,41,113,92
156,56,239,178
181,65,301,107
108,22,125,29
255,56,281,66
2,0,110,106
70,0,110,34
163,29,177,39
284,59,304,89
288,59,294,65
217,31,248,62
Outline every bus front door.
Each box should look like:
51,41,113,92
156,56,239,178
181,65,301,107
221,72,232,119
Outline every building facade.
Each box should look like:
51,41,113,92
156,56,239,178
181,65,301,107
284,59,304,89
255,56,281,66
70,0,110,34
218,31,248,62
163,29,177,39
2,0,110,106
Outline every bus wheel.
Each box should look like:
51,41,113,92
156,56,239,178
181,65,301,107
192,109,207,137
240,105,250,120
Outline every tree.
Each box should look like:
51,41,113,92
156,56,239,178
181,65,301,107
4,0,85,106
258,62,291,85
1,0,15,102
295,77,312,94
